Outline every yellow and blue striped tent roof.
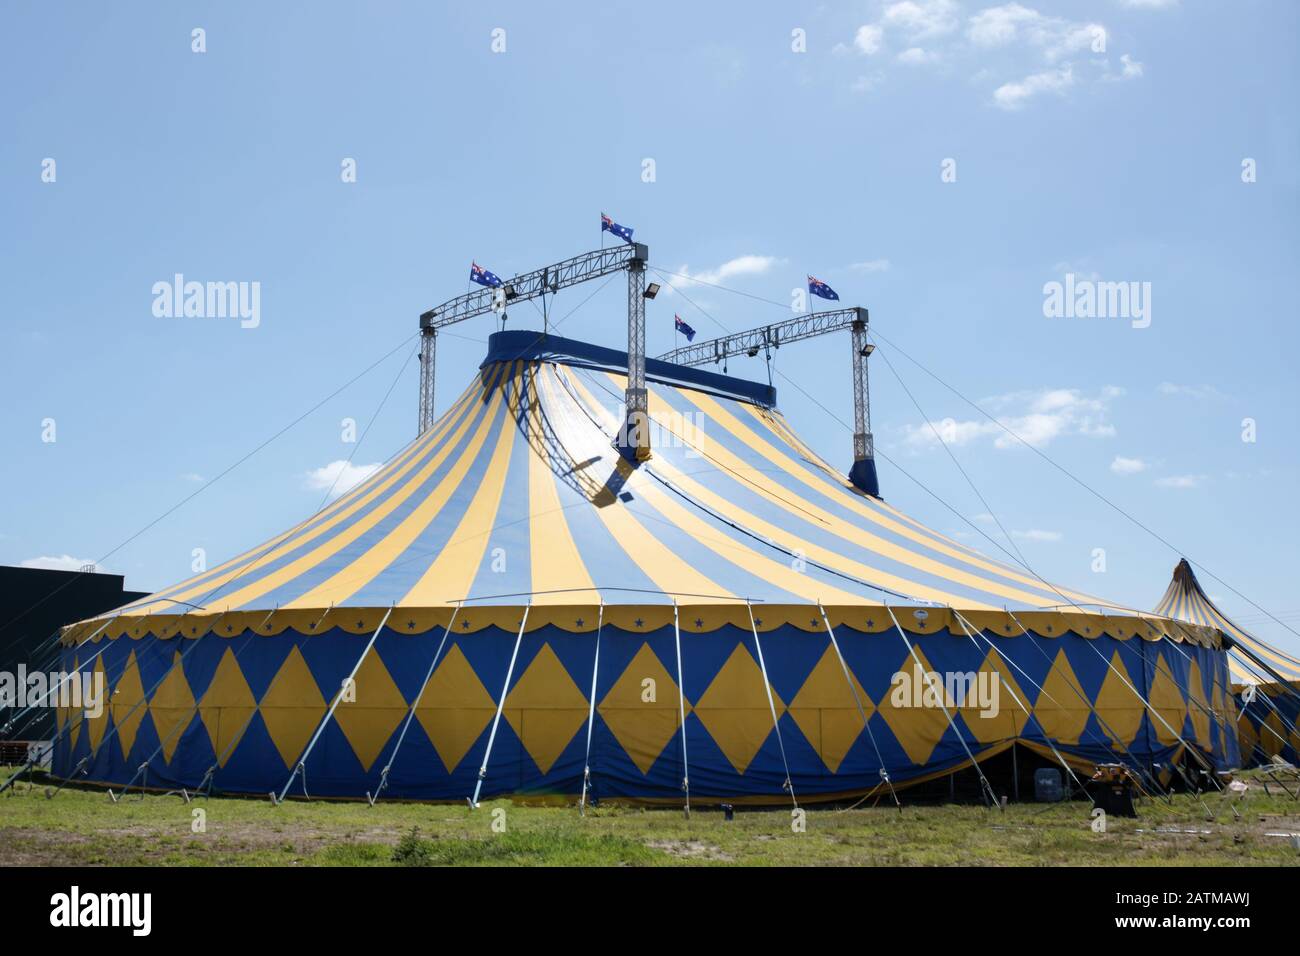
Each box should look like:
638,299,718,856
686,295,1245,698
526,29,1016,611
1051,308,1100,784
66,333,1217,648
1154,558,1300,685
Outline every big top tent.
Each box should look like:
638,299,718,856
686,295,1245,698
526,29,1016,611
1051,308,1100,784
51,331,1241,804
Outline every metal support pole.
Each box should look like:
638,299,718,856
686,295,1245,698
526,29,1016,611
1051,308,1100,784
848,308,879,496
578,603,604,816
274,606,393,804
746,601,798,811
623,243,651,461
418,313,437,435
817,603,900,810
367,606,460,806
672,601,690,818
471,604,531,808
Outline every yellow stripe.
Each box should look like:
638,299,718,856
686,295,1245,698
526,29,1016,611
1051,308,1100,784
562,369,1001,609
281,363,517,609
124,381,483,616
589,370,1061,609
218,366,507,611
760,404,1022,572
121,382,479,616
701,390,1108,608
399,365,526,606
616,459,870,605
536,367,732,603
524,367,597,603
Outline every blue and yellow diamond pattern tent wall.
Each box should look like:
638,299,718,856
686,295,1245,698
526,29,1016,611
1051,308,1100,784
54,607,1238,801
1154,559,1300,767
54,332,1239,800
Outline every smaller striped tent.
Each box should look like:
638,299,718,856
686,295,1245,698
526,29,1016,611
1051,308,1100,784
1154,559,1300,766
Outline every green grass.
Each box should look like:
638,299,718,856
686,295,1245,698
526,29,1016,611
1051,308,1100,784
1,768,1297,866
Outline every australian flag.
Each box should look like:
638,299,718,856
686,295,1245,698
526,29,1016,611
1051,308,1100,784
674,315,696,342
470,261,503,288
807,275,839,301
601,213,635,244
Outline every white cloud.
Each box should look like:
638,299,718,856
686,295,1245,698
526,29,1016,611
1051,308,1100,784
1110,455,1148,475
897,46,940,65
847,2,1136,108
993,64,1075,110
903,385,1120,450
968,3,1041,46
671,255,785,289
1155,474,1205,489
883,0,960,39
851,72,885,93
1158,382,1225,400
181,472,205,483
21,555,99,572
966,5,1105,62
1012,528,1062,542
305,460,383,499
849,258,892,273
855,24,884,55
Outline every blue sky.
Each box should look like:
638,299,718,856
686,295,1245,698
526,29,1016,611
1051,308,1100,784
3,1,1297,654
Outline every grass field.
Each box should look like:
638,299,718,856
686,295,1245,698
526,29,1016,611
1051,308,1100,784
1,769,1298,866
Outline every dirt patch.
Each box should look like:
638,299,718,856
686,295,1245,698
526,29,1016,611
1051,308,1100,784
646,839,733,861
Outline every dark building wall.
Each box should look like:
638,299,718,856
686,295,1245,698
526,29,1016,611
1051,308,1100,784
0,566,148,741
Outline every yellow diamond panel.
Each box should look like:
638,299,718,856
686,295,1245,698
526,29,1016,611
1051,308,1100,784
1184,659,1211,752
55,655,72,731
693,643,785,775
1260,712,1288,761
58,655,79,745
504,643,589,775
415,644,495,773
1147,654,1186,747
1238,713,1257,761
1092,651,1144,749
198,647,258,767
788,644,874,773
334,651,408,772
598,643,690,775
1032,649,1091,745
258,646,326,769
876,647,956,767
84,656,110,753
1211,677,1231,753
108,652,146,757
956,648,1030,745
149,651,197,764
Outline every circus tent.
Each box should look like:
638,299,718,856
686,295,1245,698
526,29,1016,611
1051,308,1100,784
1154,559,1300,767
50,331,1240,803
